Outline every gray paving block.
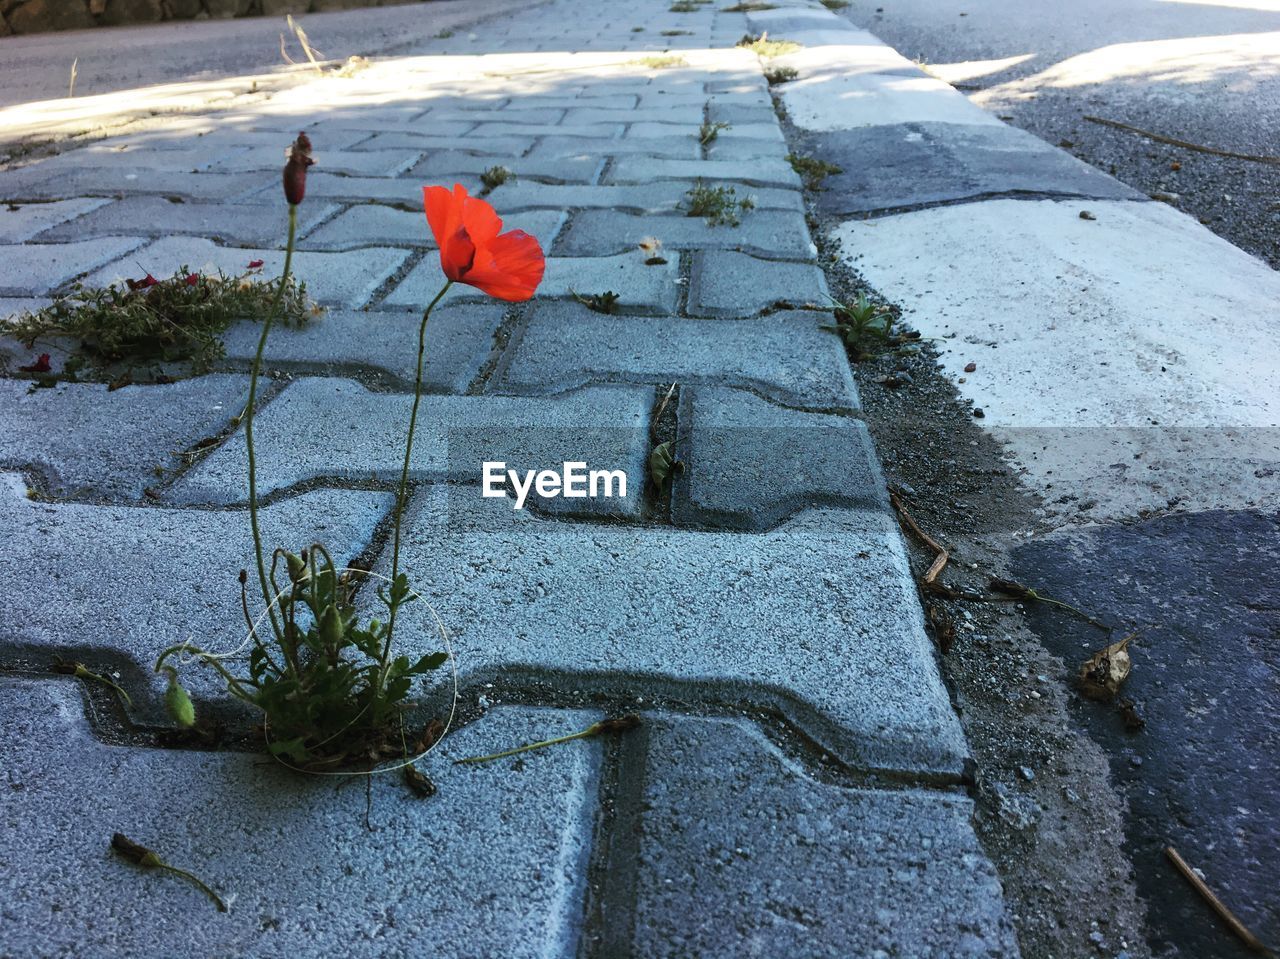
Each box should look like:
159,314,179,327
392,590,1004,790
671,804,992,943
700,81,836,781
499,95,638,112
705,102,778,126
427,107,567,125
633,716,1017,957
0,475,392,709
0,199,112,242
220,303,505,389
387,251,679,315
528,136,700,160
82,237,409,309
0,166,266,202
469,122,623,138
407,150,602,184
688,250,829,317
0,680,600,959
378,488,967,775
489,181,803,214
294,172,482,204
627,122,784,143
35,196,339,247
168,378,651,519
0,375,249,501
562,107,706,125
605,157,801,189
496,302,858,411
557,210,815,260
0,237,148,295
301,206,564,253
356,132,534,155
813,122,1145,215
705,135,791,161
208,147,424,177
673,387,878,529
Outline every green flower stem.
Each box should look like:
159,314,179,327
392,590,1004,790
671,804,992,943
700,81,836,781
111,833,227,912
379,279,453,681
455,716,641,765
51,658,133,707
154,645,258,705
245,203,298,647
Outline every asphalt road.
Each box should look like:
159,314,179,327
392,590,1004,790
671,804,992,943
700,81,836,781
0,0,525,109
842,0,1280,268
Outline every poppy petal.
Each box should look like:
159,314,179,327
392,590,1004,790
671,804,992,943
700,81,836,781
461,229,546,301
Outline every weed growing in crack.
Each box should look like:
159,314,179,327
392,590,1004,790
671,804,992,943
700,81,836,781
7,264,316,381
787,152,843,190
765,65,798,84
629,54,688,68
820,0,849,8
571,289,623,314
724,1,777,11
669,0,712,9
699,120,731,145
737,32,800,57
480,165,515,193
661,29,693,35
823,292,920,361
682,181,755,226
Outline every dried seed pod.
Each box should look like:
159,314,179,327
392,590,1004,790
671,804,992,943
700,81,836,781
1079,633,1136,702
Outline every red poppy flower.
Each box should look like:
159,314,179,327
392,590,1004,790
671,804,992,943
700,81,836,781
185,273,200,286
423,183,544,302
247,259,265,269
126,273,159,291
19,353,52,373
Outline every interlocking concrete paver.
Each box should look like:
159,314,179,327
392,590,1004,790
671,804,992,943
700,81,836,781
206,148,425,177
0,680,600,959
0,375,248,500
496,302,858,411
168,378,652,518
407,151,602,184
557,209,815,260
528,136,700,160
219,304,506,390
0,237,149,295
673,387,881,529
381,487,968,775
633,716,1017,958
301,206,565,253
287,172,483,204
0,198,112,242
604,156,801,188
0,166,268,203
688,250,829,317
0,474,392,708
489,181,803,213
83,237,410,308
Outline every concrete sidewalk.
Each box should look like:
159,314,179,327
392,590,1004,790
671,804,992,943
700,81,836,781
0,1,1022,957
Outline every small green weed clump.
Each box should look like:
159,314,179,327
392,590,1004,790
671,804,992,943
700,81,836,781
765,65,799,84
724,1,776,11
7,266,315,380
737,33,801,57
683,181,755,227
480,165,515,193
787,152,843,190
629,54,688,69
669,0,712,9
820,0,849,8
699,120,731,145
824,293,919,361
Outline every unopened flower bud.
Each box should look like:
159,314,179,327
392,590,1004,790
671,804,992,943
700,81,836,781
283,131,314,206
284,551,308,582
163,669,196,728
318,605,344,648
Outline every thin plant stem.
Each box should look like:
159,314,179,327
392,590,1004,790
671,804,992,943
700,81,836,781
159,863,229,913
379,279,452,682
245,204,298,647
456,716,641,765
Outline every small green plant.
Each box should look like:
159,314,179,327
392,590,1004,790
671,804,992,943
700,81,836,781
571,289,622,314
736,32,800,57
765,65,799,84
629,54,688,68
631,25,645,31
820,0,849,8
480,165,515,193
787,152,843,190
669,0,702,11
699,120,731,145
661,29,693,35
435,28,455,39
823,292,913,360
7,266,315,380
682,181,755,227
724,1,776,11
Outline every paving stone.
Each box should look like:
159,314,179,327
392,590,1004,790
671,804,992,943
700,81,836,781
468,122,624,138
704,135,791,161
0,375,249,501
206,147,425,177
496,302,858,411
0,680,600,959
407,151,602,184
557,210,815,260
220,303,505,390
0,199,112,242
0,237,149,295
168,378,651,519
627,121,784,143
301,206,565,253
431,107,566,124
632,716,1017,957
290,172,482,204
0,166,267,203
528,136,700,160
813,122,1144,215
35,196,340,247
688,250,829,317
672,387,878,529
489,181,803,214
82,237,409,309
0,475,392,708
356,132,535,155
387,251,680,315
705,102,779,126
781,70,1002,132
605,157,801,189
378,487,966,775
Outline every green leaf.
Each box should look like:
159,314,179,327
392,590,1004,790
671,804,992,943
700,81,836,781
409,651,448,674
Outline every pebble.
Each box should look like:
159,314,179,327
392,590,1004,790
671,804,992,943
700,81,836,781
972,407,985,419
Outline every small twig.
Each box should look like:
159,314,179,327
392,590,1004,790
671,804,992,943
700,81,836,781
68,58,78,99
1165,846,1275,957
456,715,640,766
889,489,949,583
1084,115,1280,166
111,833,227,912
286,15,325,76
279,33,295,66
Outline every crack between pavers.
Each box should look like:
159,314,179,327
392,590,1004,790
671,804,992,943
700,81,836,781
832,190,1154,221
